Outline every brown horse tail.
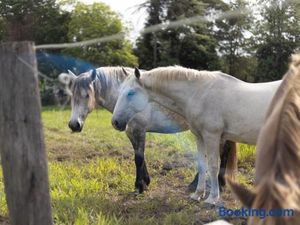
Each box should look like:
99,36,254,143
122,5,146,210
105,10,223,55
225,141,238,181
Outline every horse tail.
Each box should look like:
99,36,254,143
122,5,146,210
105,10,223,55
224,141,238,181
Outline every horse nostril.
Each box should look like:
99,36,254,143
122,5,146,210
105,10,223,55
112,120,119,128
75,122,80,130
114,120,119,127
68,121,81,132
112,119,126,131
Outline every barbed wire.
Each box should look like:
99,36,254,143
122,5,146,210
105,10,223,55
35,7,251,50
28,0,298,83
16,55,55,81
34,0,299,51
35,33,125,50
31,6,252,85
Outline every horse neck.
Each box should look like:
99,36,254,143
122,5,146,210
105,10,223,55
94,68,126,113
147,87,185,117
145,79,210,116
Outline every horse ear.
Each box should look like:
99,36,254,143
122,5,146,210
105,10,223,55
58,71,75,95
134,67,141,79
122,67,128,76
58,71,76,85
226,177,256,208
91,69,97,81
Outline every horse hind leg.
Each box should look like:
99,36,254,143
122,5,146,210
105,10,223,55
218,140,237,190
218,141,228,189
188,140,237,192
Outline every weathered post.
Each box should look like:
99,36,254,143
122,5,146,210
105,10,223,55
0,42,52,225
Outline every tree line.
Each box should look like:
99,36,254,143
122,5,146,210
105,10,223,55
136,0,299,82
0,0,299,103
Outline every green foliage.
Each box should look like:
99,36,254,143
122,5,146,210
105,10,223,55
179,33,220,70
214,0,254,78
134,0,220,70
238,144,256,166
34,8,70,45
254,0,300,81
134,0,167,68
0,0,299,82
63,2,137,67
0,0,72,106
220,56,258,81
136,0,299,79
40,86,57,105
0,0,69,42
0,0,52,21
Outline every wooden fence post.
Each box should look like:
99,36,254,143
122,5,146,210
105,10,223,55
0,42,52,225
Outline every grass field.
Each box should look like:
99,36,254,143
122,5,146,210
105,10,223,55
0,107,256,225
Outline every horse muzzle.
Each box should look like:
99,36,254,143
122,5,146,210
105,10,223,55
68,120,83,132
112,119,126,131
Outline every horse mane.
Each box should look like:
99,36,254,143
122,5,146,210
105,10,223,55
72,67,130,92
100,66,131,83
140,66,233,89
229,54,300,225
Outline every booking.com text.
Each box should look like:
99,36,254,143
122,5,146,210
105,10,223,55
219,207,294,219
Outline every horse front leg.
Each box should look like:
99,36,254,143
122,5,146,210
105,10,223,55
190,136,207,201
203,132,222,205
126,128,150,194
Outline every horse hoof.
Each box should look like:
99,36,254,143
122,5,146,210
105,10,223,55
190,193,201,201
203,202,217,209
204,197,223,207
135,180,149,194
142,180,149,190
134,189,140,195
203,201,224,210
144,176,150,186
135,184,144,194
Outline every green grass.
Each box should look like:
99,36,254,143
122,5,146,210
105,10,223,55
0,107,256,224
238,144,256,165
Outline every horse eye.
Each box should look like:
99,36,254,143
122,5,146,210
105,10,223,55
127,90,135,97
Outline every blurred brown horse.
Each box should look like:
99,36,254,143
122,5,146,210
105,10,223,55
228,54,300,225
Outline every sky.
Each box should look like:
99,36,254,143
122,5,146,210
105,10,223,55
80,0,147,40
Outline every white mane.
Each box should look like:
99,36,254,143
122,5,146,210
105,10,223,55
140,66,236,89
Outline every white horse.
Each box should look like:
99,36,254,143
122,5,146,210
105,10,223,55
58,67,237,194
111,66,281,204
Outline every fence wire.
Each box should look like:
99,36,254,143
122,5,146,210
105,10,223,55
17,0,299,94
35,7,251,50
34,0,299,51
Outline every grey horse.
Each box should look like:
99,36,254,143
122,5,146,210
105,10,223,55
59,67,237,193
